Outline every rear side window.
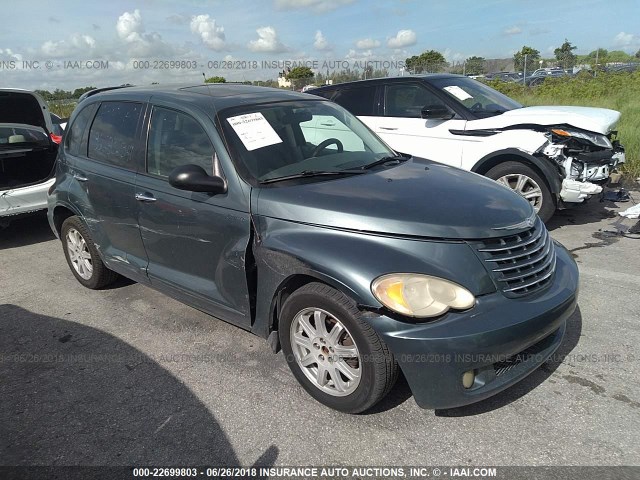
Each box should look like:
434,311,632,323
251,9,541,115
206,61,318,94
65,104,97,156
146,107,214,178
330,86,376,116
87,102,143,169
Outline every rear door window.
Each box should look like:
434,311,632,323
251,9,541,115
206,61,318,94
330,86,377,116
87,102,143,169
146,107,214,178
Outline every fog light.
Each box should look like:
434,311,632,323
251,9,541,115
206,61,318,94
462,370,475,389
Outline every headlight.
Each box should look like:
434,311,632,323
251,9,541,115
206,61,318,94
550,128,612,149
371,274,475,318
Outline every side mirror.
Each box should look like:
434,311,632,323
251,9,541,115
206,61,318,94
421,104,455,120
168,164,227,194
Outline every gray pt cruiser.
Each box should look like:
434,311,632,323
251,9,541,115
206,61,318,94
48,84,578,413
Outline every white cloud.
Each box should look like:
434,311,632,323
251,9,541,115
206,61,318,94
356,38,380,49
313,30,329,50
167,14,190,25
0,48,22,62
190,15,226,51
345,48,374,60
387,30,416,48
115,9,173,57
41,34,96,57
442,48,465,64
116,9,144,43
274,0,355,13
503,26,522,36
613,31,640,52
248,26,288,53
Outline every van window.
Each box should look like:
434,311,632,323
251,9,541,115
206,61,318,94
331,86,376,116
87,102,143,168
384,83,445,117
146,107,214,178
65,104,97,156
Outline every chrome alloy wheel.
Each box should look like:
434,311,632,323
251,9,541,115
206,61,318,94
496,173,544,213
66,227,93,280
290,307,361,396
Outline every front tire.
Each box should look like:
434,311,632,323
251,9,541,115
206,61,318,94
486,161,556,222
279,283,398,414
61,216,119,289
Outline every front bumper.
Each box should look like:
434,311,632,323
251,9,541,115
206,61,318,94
366,243,578,410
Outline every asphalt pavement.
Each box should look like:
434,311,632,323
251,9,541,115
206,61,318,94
1,192,639,467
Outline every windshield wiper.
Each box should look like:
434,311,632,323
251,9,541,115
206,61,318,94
359,155,409,170
260,169,366,184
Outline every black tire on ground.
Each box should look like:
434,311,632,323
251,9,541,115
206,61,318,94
61,216,119,289
279,282,399,414
485,161,556,223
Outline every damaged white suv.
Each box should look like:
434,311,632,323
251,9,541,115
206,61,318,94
0,89,62,226
312,75,625,221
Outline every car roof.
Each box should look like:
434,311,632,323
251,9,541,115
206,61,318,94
89,83,323,111
312,74,464,91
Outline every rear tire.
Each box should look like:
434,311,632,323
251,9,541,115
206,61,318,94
61,216,119,289
279,282,398,414
486,161,556,223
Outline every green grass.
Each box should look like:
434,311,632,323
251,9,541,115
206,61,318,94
487,71,640,179
49,102,77,119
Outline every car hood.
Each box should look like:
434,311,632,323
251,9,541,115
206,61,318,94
255,158,534,240
469,105,620,134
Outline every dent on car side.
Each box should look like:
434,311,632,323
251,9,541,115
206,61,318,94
49,84,579,412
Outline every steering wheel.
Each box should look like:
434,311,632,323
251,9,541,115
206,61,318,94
311,138,343,157
469,102,483,111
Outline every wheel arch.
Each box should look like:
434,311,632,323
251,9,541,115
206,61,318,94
471,148,562,194
52,204,82,237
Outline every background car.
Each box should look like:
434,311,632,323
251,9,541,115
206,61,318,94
311,75,625,221
0,89,61,226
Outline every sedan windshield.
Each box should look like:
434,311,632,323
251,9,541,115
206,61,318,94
219,100,396,184
429,77,522,117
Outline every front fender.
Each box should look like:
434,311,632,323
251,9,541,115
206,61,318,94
472,147,564,194
251,216,495,338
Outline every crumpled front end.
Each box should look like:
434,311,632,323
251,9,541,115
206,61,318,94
540,127,625,204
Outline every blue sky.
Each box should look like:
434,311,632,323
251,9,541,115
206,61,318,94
1,0,639,89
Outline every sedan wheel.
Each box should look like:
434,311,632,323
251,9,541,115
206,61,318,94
495,173,544,213
280,282,398,413
61,216,119,289
486,161,555,222
66,227,93,280
290,307,361,396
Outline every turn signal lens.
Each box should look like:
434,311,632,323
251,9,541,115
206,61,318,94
371,274,476,318
551,128,571,137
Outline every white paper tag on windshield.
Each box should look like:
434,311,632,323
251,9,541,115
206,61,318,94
443,85,473,101
226,112,282,151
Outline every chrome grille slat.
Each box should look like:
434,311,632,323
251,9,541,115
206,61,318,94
502,259,556,292
484,228,548,262
478,226,543,252
498,248,556,282
472,218,556,298
491,237,553,273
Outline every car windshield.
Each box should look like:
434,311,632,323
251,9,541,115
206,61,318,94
428,77,522,117
219,100,396,184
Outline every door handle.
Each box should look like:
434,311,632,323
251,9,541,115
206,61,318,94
320,122,336,126
135,193,157,202
73,173,88,182
379,126,398,131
